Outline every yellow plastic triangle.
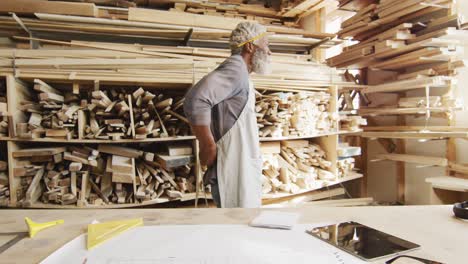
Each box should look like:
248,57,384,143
87,218,143,250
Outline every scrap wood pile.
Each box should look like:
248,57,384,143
256,91,338,138
337,141,360,178
11,143,196,207
17,79,189,140
260,140,335,195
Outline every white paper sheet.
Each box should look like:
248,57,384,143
41,224,366,264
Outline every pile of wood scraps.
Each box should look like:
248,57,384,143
261,140,335,196
256,91,338,138
11,143,196,207
337,142,360,178
16,79,190,140
340,115,367,131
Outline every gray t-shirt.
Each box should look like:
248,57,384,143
184,54,250,183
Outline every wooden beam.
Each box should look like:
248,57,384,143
375,153,448,167
361,131,468,139
0,0,98,17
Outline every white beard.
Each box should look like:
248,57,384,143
252,48,271,75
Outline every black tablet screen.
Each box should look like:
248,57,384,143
307,221,420,261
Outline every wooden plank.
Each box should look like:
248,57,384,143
168,145,192,156
306,197,374,206
361,131,468,139
128,94,135,139
78,172,88,207
396,114,405,204
12,147,66,158
128,7,242,30
77,110,85,139
24,167,45,206
375,153,448,167
0,0,98,17
157,154,193,170
363,126,468,132
112,172,134,184
260,142,281,154
426,176,468,192
111,155,133,174
98,145,143,158
358,107,460,116
362,76,452,93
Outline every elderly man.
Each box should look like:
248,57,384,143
184,22,272,208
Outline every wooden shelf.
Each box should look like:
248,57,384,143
358,107,462,116
426,176,468,192
363,126,468,132
259,130,361,141
0,136,196,144
262,172,363,200
374,154,448,167
362,76,454,94
5,191,206,209
360,131,468,139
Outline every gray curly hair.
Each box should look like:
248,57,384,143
229,22,267,55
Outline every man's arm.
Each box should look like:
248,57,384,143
191,125,216,167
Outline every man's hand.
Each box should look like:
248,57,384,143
191,125,217,167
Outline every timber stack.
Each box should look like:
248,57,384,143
330,0,468,201
330,0,466,128
0,0,365,207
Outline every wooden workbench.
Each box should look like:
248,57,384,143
0,205,466,264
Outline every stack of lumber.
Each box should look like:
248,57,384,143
0,160,8,205
11,144,195,207
0,0,340,53
329,0,467,121
149,0,283,26
16,79,189,140
0,41,346,89
48,0,336,24
328,0,465,70
256,91,338,138
261,140,334,195
337,157,355,177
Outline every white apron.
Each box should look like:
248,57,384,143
216,81,262,208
